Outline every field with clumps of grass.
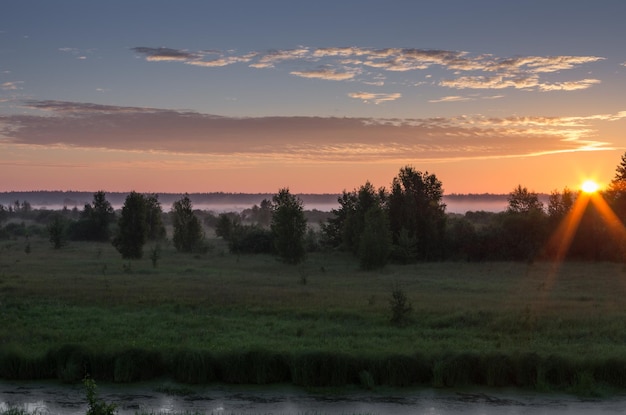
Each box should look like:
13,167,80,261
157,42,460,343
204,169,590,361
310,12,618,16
2,235,626,394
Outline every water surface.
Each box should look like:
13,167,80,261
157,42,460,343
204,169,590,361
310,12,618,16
2,381,626,414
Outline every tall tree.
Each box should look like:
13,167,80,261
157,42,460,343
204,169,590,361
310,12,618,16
608,152,626,220
271,188,307,264
144,194,166,240
71,191,115,241
387,166,447,261
172,194,204,252
507,185,544,214
502,185,547,261
113,192,148,259
358,204,392,270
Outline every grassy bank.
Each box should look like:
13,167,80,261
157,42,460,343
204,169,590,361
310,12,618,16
2,236,626,392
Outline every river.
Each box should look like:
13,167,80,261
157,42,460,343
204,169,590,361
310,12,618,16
2,381,626,415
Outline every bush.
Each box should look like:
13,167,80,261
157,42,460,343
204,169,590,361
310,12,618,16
389,284,412,326
228,225,274,254
84,377,117,415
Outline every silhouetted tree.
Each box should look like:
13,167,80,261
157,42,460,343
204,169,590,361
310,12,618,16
607,151,626,221
69,191,115,241
388,166,447,260
47,215,67,249
502,185,547,261
172,194,204,252
144,194,166,241
358,204,392,270
113,192,148,259
547,187,574,223
271,188,307,264
215,212,239,241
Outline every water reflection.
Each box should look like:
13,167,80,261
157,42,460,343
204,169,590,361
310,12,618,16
2,381,626,415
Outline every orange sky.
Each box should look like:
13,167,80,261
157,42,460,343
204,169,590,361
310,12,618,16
2,2,626,195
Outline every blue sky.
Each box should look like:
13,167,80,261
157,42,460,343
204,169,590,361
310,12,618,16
1,0,625,194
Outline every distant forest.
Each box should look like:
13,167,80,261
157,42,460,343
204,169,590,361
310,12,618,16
0,190,527,212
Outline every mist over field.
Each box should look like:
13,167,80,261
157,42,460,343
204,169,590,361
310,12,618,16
0,191,518,214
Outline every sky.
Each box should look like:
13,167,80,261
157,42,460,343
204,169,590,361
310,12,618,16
1,0,626,195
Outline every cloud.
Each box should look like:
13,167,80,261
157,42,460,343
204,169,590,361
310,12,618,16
348,92,402,104
440,75,540,90
290,67,357,81
1,81,23,90
0,100,619,165
132,47,198,62
131,45,604,95
538,79,601,91
429,95,473,103
59,47,94,60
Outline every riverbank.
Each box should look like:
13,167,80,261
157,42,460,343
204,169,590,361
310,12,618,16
3,380,626,415
2,237,626,393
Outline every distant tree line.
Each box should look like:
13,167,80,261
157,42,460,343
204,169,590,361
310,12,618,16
4,155,626,267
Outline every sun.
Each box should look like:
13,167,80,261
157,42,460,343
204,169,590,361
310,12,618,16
581,179,600,194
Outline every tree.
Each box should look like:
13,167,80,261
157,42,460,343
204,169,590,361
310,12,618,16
502,185,547,261
112,192,148,259
172,194,204,252
215,213,239,241
0,204,7,225
547,187,574,222
358,204,392,270
271,188,307,264
47,215,67,249
320,190,358,249
144,194,166,240
507,185,543,214
608,152,626,220
70,191,115,241
387,166,447,261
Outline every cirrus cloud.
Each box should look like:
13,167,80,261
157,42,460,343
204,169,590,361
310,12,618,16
131,45,604,98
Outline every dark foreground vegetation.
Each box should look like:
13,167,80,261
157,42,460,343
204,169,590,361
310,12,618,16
2,234,626,395
4,156,626,396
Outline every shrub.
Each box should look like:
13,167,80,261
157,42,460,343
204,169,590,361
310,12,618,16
84,377,117,415
389,284,412,326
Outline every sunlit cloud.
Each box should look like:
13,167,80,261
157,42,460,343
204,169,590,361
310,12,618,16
0,100,620,167
131,45,604,96
429,95,473,103
290,67,357,81
538,79,601,91
348,92,402,104
440,75,540,90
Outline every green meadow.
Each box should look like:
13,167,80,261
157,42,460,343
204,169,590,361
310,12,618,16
2,235,626,392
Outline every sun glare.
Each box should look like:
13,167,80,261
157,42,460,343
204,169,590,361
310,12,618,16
581,180,599,194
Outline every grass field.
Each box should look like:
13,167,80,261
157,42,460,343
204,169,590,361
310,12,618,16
2,234,626,392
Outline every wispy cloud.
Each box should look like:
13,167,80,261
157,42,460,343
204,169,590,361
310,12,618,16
132,45,604,97
0,100,619,165
59,47,94,60
291,67,358,81
1,81,23,91
429,95,473,103
348,92,402,104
